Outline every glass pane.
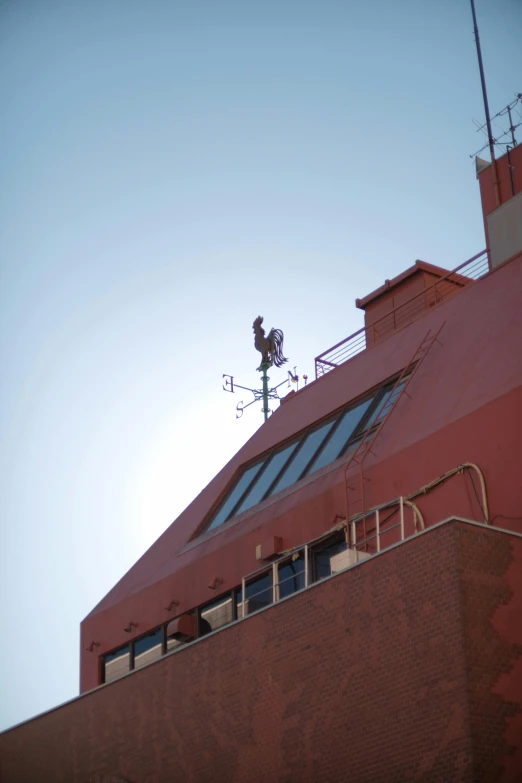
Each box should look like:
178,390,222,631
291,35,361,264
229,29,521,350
314,539,347,581
134,629,163,670
278,554,306,599
362,379,407,433
166,612,196,650
244,571,272,614
200,593,235,633
305,397,375,475
376,380,407,420
207,460,265,531
104,644,131,683
235,441,298,514
270,419,335,495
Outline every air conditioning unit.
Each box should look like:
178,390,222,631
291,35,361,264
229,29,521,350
330,547,371,574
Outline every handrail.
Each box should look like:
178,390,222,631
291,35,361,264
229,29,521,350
238,461,489,616
315,249,488,378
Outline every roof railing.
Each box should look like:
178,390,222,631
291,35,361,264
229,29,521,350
315,249,489,378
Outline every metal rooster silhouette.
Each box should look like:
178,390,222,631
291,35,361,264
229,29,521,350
253,316,288,370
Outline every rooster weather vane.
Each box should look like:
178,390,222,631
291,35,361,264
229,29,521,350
223,316,306,422
252,316,288,370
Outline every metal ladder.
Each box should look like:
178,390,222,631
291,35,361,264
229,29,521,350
343,322,445,525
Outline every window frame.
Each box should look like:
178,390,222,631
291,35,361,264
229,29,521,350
233,440,301,516
197,375,405,538
310,530,348,583
197,589,239,636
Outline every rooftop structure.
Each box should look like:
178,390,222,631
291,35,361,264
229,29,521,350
1,143,522,783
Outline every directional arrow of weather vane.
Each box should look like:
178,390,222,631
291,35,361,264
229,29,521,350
222,316,306,421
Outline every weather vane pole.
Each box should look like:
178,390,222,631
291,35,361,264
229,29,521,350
253,316,288,421
223,316,305,421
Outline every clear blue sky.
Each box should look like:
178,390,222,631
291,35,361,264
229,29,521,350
0,0,520,731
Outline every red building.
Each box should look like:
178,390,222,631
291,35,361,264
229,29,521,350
1,144,522,783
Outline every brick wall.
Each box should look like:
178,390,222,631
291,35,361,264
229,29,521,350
1,521,521,783
459,527,522,783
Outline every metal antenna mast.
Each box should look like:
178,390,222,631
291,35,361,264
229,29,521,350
469,0,501,207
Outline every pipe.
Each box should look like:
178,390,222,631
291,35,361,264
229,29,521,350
407,462,489,523
403,499,425,532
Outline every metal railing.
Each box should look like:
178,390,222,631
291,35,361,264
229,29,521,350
238,497,426,617
315,250,489,378
238,463,489,617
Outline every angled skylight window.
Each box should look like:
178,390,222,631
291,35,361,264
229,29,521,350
271,419,336,495
235,441,299,515
200,375,406,537
207,460,265,531
305,397,374,475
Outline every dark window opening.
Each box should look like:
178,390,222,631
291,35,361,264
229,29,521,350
243,572,273,615
277,553,306,599
103,644,131,683
199,591,237,635
312,533,348,582
166,611,196,651
134,628,163,670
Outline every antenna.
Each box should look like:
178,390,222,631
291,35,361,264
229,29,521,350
469,0,501,207
470,94,522,158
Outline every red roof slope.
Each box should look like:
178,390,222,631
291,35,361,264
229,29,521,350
84,256,522,621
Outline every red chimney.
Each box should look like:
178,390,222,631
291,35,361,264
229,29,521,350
356,260,470,346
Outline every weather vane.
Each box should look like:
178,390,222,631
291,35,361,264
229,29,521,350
223,316,307,421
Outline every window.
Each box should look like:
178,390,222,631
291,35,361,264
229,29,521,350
201,376,406,536
166,631,182,652
235,441,298,515
271,419,335,495
242,572,273,616
102,616,193,682
312,533,348,582
207,461,265,531
362,377,409,433
103,644,131,683
277,553,306,599
200,377,410,536
199,591,237,634
134,628,163,670
305,397,374,474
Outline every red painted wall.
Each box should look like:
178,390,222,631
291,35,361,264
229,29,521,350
79,254,522,693
359,265,466,336
2,521,521,783
478,143,522,218
478,144,522,253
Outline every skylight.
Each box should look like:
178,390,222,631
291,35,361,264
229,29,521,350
202,377,403,536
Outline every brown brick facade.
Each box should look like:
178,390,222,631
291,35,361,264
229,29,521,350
459,527,522,783
1,520,521,783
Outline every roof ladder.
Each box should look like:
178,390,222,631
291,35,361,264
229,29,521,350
343,322,446,534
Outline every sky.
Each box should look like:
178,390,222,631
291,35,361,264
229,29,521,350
0,0,520,732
